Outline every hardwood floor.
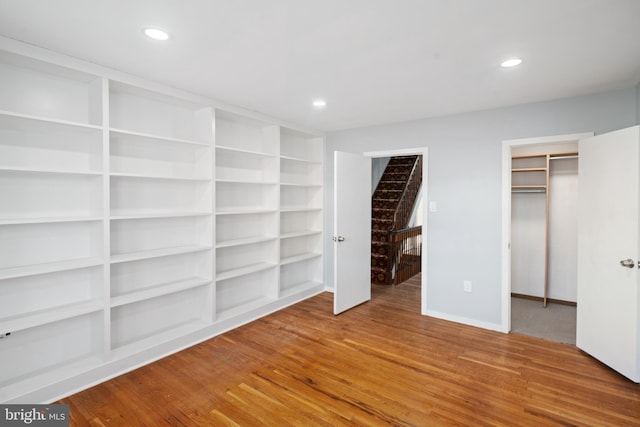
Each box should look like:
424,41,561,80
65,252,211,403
60,275,640,426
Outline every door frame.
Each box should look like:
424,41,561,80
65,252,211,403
364,147,429,314
500,132,593,333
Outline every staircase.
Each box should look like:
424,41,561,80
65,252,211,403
371,155,422,285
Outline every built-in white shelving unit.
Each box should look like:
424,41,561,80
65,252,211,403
0,39,323,404
0,49,106,402
278,129,324,298
107,82,214,358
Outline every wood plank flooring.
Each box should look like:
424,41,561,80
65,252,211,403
60,275,640,426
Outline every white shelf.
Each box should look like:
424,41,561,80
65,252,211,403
109,127,210,147
280,230,322,239
216,236,278,249
280,207,322,213
110,245,212,264
279,281,323,299
110,320,210,360
0,257,103,280
0,299,103,333
216,208,278,216
0,216,102,225
280,182,322,187
280,155,321,164
0,355,102,403
216,296,276,322
0,166,102,176
280,252,322,265
111,277,211,308
0,47,325,404
215,145,276,158
110,212,211,220
216,178,278,185
0,109,102,131
216,262,276,282
110,172,210,182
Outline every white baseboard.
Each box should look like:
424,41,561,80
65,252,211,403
425,309,507,333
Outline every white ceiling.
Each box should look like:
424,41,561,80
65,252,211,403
1,0,639,131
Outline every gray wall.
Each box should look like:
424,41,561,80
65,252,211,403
324,87,638,328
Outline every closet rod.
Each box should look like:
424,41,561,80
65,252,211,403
511,189,546,193
549,155,578,160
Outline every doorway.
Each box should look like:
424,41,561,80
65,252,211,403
364,148,429,314
500,133,593,337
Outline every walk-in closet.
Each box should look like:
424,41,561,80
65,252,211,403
510,143,578,344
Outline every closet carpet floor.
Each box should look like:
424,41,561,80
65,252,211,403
511,297,576,345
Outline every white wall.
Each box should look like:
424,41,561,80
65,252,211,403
325,88,637,328
511,192,546,297
548,158,579,301
511,157,579,302
371,157,390,194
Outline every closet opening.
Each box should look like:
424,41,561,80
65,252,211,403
501,133,593,343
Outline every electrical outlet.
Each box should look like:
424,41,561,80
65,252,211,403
464,281,472,292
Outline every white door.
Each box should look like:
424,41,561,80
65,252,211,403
577,125,640,382
334,151,371,314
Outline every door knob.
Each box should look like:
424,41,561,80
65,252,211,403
333,236,345,242
619,259,637,269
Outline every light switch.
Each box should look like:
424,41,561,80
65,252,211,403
429,201,437,212
464,281,472,292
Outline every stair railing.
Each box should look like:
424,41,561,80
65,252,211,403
388,225,422,285
382,155,423,285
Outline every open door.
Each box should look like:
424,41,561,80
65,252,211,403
577,125,640,382
334,151,371,314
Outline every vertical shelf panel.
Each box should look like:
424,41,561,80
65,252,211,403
278,128,324,295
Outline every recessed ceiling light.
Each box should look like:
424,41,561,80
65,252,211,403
144,27,170,41
501,58,522,68
312,100,327,108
